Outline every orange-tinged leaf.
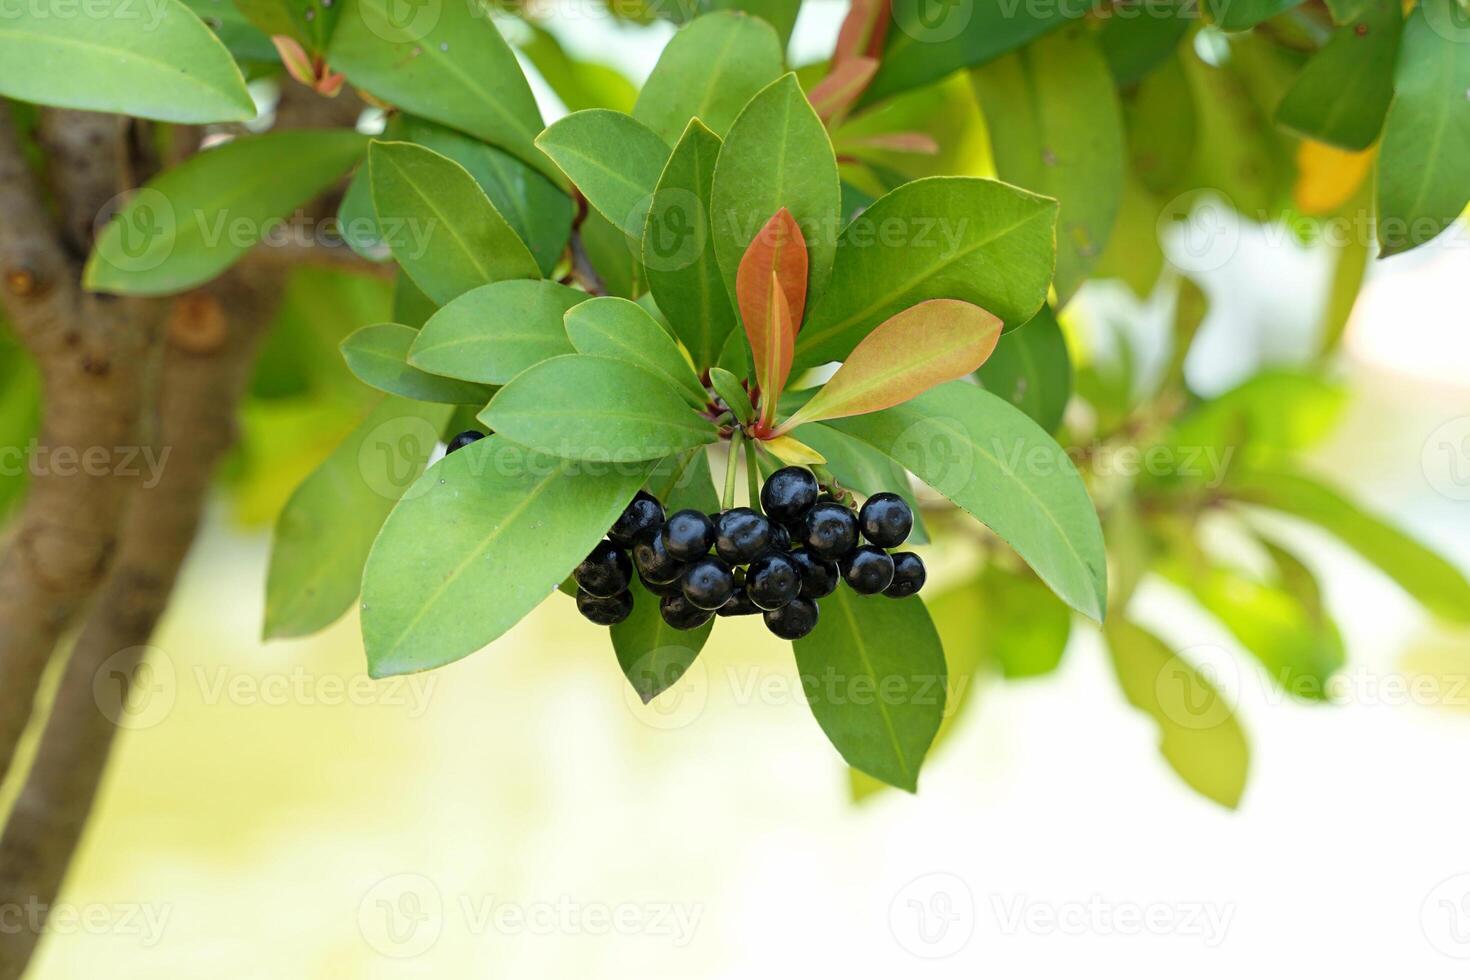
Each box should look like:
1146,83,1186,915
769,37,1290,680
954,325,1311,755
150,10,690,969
834,0,890,64
737,209,808,425
1294,139,1375,216
809,57,879,124
776,299,1002,432
839,131,940,155
764,434,827,466
273,36,315,88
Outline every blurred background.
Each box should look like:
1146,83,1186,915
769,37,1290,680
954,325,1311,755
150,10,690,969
6,2,1470,975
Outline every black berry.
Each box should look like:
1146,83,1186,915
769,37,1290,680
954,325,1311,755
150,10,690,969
608,490,664,545
841,545,896,595
662,509,716,561
446,429,484,454
744,551,800,610
804,501,859,561
764,596,820,640
574,541,631,598
717,587,761,616
858,492,913,548
660,593,713,631
789,549,839,599
681,556,736,610
884,552,926,598
631,529,683,584
639,574,683,598
576,589,633,626
760,466,820,524
715,507,772,564
767,522,791,553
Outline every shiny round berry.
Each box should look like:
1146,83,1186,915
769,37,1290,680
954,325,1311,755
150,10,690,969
716,587,761,617
715,507,772,564
662,509,716,561
576,589,633,626
631,530,683,584
804,501,859,561
446,429,484,454
840,545,896,595
760,466,820,524
660,593,713,631
608,490,664,545
858,492,913,548
884,552,927,598
681,556,736,610
764,596,820,640
639,574,683,598
574,541,631,598
789,549,839,599
745,551,800,610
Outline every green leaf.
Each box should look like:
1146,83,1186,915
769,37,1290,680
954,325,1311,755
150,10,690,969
341,323,496,405
535,109,670,239
711,73,841,310
1098,0,1191,85
367,140,539,305
480,355,717,462
1104,619,1250,809
265,397,451,640
1123,53,1197,198
791,423,927,544
392,270,437,329
409,280,587,385
338,165,388,263
633,11,785,143
1228,468,1470,624
1375,0,1470,256
564,297,708,408
795,177,1057,369
611,577,714,703
793,589,946,791
581,209,644,299
975,304,1071,434
1275,0,1401,150
978,565,1071,679
0,0,254,122
822,380,1107,620
361,435,649,676
519,21,637,113
235,0,336,52
85,130,366,295
972,24,1123,305
181,0,277,63
329,0,559,184
644,121,737,369
703,0,798,46
709,367,753,424
1204,0,1303,30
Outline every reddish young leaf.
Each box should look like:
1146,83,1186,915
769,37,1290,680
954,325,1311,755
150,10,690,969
809,57,879,124
737,209,808,426
775,299,1002,433
839,131,941,156
834,0,890,65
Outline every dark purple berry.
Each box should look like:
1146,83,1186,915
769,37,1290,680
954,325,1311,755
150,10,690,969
681,556,736,610
574,541,631,598
789,549,838,599
715,507,772,564
745,551,800,610
609,490,664,545
631,529,683,584
760,466,820,524
840,545,895,595
662,509,716,561
660,593,713,631
858,492,913,548
576,589,633,626
804,501,859,561
884,552,926,598
716,587,761,617
764,596,819,640
446,429,484,454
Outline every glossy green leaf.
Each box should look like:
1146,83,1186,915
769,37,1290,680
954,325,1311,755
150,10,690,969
973,24,1123,305
709,367,753,424
1204,0,1303,30
85,130,366,295
564,297,707,407
822,380,1107,620
710,74,841,309
265,398,452,640
182,0,277,63
1104,619,1250,809
329,0,558,183
341,323,495,405
795,177,1057,369
235,0,336,52
1275,0,1401,150
0,0,254,122
535,110,671,239
392,270,437,329
643,120,738,369
361,435,649,676
975,304,1071,434
480,355,717,462
410,280,587,385
368,141,539,305
633,11,785,143
1375,0,1470,256
793,589,946,792
612,576,714,704
703,0,798,46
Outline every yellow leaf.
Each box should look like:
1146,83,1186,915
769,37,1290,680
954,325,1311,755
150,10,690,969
1294,140,1374,216
762,434,826,466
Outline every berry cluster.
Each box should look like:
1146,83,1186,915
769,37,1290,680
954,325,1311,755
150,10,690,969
574,466,925,640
